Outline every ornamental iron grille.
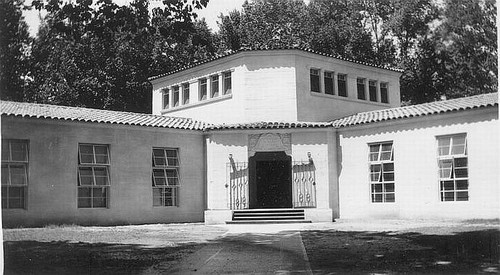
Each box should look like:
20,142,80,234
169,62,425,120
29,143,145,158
226,160,249,210
292,161,316,208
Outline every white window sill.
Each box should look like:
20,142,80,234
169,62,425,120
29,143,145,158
161,94,233,114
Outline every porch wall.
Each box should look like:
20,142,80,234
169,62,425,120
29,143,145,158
205,130,336,223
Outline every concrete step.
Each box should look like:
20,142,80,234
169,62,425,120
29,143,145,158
226,220,312,224
231,209,306,223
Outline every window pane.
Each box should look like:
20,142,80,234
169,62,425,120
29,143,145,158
166,169,179,185
95,155,108,164
451,145,465,155
79,167,94,185
80,145,93,154
153,188,163,206
441,180,454,191
94,167,108,185
383,163,394,172
78,188,92,208
153,169,166,185
310,69,320,93
1,187,8,208
10,142,27,161
380,83,389,103
211,75,219,97
80,154,94,164
385,183,395,192
454,168,468,178
324,72,334,95
456,180,468,190
456,191,468,201
439,159,453,178
357,78,366,100
199,79,207,100
183,83,190,104
438,137,451,156
1,142,9,161
372,193,383,202
92,187,107,208
370,164,381,182
1,165,9,185
166,150,178,166
153,149,166,166
10,165,27,185
338,74,347,97
385,193,395,202
163,89,170,109
443,191,455,201
454,158,467,168
223,72,232,95
369,83,377,102
372,183,383,193
383,172,394,182
94,145,107,155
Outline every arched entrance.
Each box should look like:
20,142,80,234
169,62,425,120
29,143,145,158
248,151,292,209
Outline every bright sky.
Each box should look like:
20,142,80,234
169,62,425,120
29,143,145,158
23,0,247,36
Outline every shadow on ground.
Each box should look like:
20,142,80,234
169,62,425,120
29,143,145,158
301,229,500,274
3,241,202,275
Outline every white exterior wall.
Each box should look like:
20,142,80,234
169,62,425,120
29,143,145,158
295,52,402,122
338,108,499,220
151,51,299,124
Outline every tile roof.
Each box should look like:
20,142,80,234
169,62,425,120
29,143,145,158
331,93,498,128
0,101,210,130
148,46,403,81
2,93,496,132
208,121,332,130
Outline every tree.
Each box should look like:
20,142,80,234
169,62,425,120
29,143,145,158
27,0,211,113
0,0,31,101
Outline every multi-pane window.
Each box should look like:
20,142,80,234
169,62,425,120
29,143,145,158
182,83,189,105
1,140,28,209
78,144,110,208
437,134,468,201
172,86,180,107
369,142,395,203
211,75,219,98
338,74,347,97
310,69,320,93
380,82,389,103
223,71,232,95
324,71,334,95
199,78,207,101
369,80,377,102
357,78,366,100
162,88,170,109
152,148,180,207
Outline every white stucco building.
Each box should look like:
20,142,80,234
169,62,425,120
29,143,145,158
1,48,498,227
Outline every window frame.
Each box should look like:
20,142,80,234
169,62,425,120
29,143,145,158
368,142,395,203
337,74,347,97
172,85,180,107
357,78,366,100
324,71,335,95
152,148,180,207
199,78,207,101
437,134,469,202
380,82,389,103
223,71,232,95
369,80,377,102
210,75,219,98
310,68,321,93
162,88,170,109
77,144,110,209
1,139,29,209
182,83,189,105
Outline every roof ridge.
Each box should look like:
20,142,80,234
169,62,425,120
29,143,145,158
148,46,403,81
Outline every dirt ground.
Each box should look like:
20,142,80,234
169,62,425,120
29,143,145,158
3,220,500,274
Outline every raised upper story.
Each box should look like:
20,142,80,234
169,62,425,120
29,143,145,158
149,48,403,124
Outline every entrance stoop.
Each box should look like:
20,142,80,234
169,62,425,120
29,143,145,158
226,209,312,224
